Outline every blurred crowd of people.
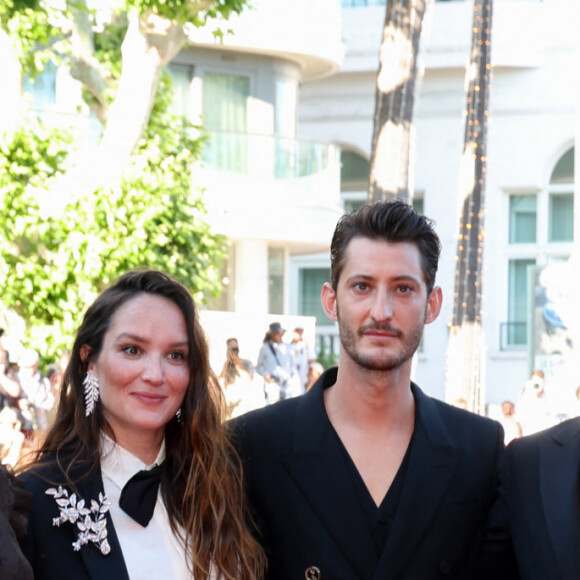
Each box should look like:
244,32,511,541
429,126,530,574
218,322,323,420
0,320,326,461
0,329,68,466
7,316,575,456
480,368,579,445
5,315,578,457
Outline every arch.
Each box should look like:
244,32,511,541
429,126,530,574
548,146,574,243
550,146,574,184
339,147,370,192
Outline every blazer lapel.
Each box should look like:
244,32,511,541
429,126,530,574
376,385,459,579
74,468,130,580
539,418,580,577
281,378,379,579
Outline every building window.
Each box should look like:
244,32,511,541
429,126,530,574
507,259,535,347
166,64,194,118
548,193,574,242
503,147,574,349
343,197,365,213
341,150,370,192
509,194,537,243
340,149,369,212
342,192,424,215
548,147,574,243
268,247,285,315
299,268,331,325
412,196,424,215
202,72,250,172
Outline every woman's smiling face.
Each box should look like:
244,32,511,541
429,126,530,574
87,293,190,453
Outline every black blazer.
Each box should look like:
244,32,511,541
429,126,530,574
231,368,507,580
505,417,580,580
0,464,33,580
19,460,130,580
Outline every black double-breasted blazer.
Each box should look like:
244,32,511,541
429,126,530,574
19,460,130,580
231,368,508,579
0,464,33,580
505,417,580,580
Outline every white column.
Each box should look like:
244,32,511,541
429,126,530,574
233,239,269,315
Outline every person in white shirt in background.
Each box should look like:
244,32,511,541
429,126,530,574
256,322,301,403
219,338,265,419
17,349,54,431
289,327,317,394
17,270,265,580
516,369,557,436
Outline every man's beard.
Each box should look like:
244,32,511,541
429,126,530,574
336,306,426,372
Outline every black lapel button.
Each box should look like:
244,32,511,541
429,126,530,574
305,566,321,580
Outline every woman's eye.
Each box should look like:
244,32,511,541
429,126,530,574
169,351,186,361
122,345,140,356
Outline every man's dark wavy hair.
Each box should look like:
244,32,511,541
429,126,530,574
330,200,441,295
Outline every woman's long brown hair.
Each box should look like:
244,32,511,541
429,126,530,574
19,271,265,579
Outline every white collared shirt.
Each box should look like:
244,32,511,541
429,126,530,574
100,435,191,579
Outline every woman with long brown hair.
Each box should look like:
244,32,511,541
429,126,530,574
17,270,264,579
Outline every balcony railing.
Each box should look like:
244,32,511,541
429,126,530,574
202,130,341,180
315,326,340,368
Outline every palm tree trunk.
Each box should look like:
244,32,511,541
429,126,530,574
445,0,494,414
368,0,433,203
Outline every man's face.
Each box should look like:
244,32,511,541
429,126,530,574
502,402,515,416
321,238,441,373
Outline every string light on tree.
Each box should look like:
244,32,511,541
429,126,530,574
445,0,494,414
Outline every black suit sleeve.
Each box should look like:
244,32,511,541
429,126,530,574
477,426,519,580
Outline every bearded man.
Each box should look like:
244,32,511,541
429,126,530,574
231,200,514,580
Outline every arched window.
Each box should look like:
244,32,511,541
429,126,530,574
548,147,574,242
504,146,574,349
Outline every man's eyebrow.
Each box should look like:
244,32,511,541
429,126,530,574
344,274,423,284
344,274,374,282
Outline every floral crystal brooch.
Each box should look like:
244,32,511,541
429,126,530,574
46,486,111,555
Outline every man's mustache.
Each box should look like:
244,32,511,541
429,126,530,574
358,324,402,337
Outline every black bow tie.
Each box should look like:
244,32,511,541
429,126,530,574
119,463,164,527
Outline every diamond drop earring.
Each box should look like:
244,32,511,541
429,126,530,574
83,372,100,416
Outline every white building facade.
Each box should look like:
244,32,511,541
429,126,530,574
10,0,346,372
297,0,578,407
9,0,579,405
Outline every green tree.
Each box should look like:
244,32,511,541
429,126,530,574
0,0,248,358
0,82,225,358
